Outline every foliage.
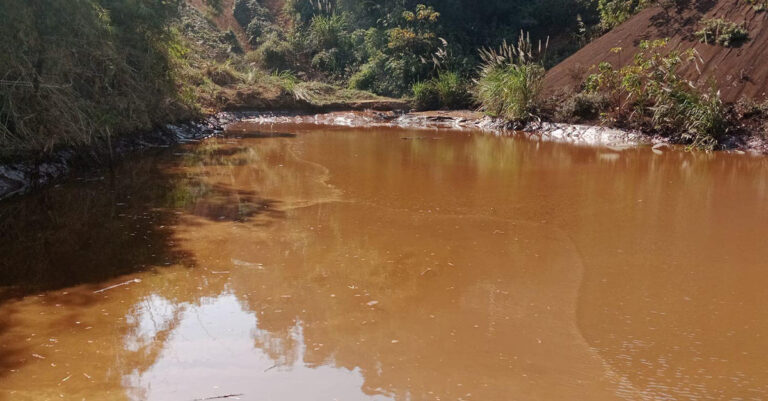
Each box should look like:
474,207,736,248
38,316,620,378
0,0,187,157
695,18,749,47
234,0,274,45
554,92,611,122
248,33,296,71
204,0,224,14
343,5,446,96
745,0,768,11
412,71,471,110
412,81,441,110
474,32,548,122
597,0,647,30
584,39,727,149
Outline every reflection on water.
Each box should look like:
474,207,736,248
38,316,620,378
124,294,390,401
0,123,767,400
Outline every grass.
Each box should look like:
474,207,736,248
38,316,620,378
474,33,548,122
0,0,189,160
412,71,471,110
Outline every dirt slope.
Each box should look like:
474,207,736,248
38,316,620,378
544,0,768,103
187,0,251,50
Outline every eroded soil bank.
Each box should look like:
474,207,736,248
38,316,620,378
1,121,767,400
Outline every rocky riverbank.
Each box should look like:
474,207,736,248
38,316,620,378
0,119,222,201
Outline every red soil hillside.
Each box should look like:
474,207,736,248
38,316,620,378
544,0,768,103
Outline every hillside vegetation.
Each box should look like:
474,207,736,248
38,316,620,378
1,0,766,159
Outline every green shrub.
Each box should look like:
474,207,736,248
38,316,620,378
474,33,547,122
433,71,470,108
250,34,294,71
246,19,268,45
412,81,441,110
412,71,471,110
348,55,408,97
554,92,611,122
234,0,268,27
308,14,348,50
311,49,341,72
205,63,242,86
585,39,728,149
597,0,647,30
695,18,749,47
745,0,768,11
234,0,273,45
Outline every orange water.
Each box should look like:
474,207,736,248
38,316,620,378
0,123,767,400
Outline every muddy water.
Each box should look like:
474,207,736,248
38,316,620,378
0,122,767,401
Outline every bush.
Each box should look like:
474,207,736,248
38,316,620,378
584,39,728,149
412,71,471,110
234,0,268,27
205,64,241,86
554,92,611,122
433,71,471,108
246,19,269,45
308,14,348,50
234,0,273,45
695,18,749,47
249,34,294,71
597,0,647,30
412,81,441,110
348,55,408,97
474,33,547,122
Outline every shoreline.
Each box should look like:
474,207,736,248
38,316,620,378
1,107,765,201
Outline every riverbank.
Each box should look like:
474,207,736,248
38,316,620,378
225,109,768,151
3,106,768,201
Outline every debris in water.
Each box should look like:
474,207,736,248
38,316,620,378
193,394,244,401
367,301,379,306
93,279,141,294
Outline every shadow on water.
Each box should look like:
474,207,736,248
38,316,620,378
0,139,288,380
0,146,284,301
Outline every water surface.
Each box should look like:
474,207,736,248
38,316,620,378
1,122,767,401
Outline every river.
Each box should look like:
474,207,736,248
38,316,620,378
0,119,767,400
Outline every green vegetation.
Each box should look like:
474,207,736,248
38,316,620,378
412,72,471,110
232,0,602,97
554,92,611,123
597,0,648,30
744,0,768,11
1,0,754,159
583,40,727,149
0,0,187,158
695,18,749,47
474,34,548,122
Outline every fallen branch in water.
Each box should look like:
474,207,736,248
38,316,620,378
193,394,244,401
93,278,142,294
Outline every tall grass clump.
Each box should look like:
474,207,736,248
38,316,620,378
474,32,548,122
